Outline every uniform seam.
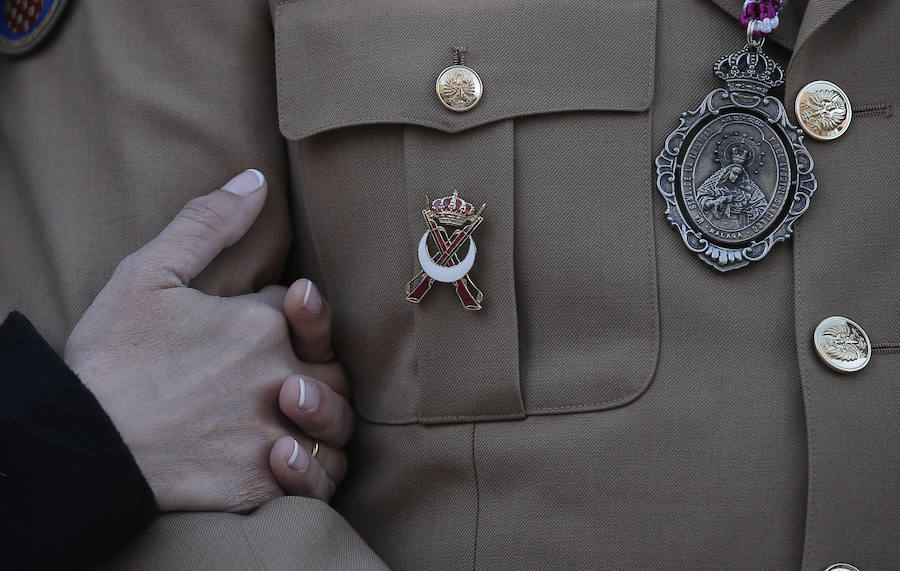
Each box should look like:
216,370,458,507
355,398,656,424
281,107,651,141
275,4,284,127
277,0,336,318
527,390,651,414
795,223,818,570
470,423,480,571
423,412,525,423
237,518,273,571
294,145,335,303
401,126,425,426
643,0,657,112
789,32,819,570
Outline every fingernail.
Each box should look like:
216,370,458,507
301,279,322,315
222,169,265,196
287,439,309,472
297,377,319,412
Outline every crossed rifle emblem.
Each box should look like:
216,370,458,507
405,192,485,311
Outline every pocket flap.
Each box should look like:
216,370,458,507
275,0,657,139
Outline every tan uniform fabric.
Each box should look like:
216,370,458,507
1,0,897,569
101,498,389,571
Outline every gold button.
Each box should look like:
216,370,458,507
814,316,871,373
795,80,852,140
824,564,861,571
436,65,483,112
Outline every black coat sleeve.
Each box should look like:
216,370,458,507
0,312,158,570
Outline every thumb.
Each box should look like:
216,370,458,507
136,169,267,287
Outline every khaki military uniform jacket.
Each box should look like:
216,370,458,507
1,0,897,569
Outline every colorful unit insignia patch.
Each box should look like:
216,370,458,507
1,0,68,55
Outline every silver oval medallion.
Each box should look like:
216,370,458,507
656,43,817,271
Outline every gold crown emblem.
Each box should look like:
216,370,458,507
427,191,484,226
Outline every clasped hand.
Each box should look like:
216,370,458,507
64,169,352,512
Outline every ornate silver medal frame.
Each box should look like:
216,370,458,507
656,37,816,271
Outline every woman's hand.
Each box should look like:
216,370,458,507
64,170,353,512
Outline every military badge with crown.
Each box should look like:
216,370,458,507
406,191,486,310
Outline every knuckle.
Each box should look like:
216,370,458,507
110,251,162,294
261,284,288,299
180,196,229,235
227,474,282,513
242,302,289,341
121,244,187,289
112,252,143,282
260,426,285,446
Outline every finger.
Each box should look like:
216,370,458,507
133,169,267,287
245,284,288,310
296,361,350,399
279,375,354,448
296,436,347,485
270,436,337,501
239,286,350,397
283,278,335,363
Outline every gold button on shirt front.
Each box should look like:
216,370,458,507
814,316,872,373
795,80,853,140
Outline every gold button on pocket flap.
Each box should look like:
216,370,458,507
436,47,483,113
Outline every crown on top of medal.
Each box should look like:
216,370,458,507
714,44,784,94
426,191,484,226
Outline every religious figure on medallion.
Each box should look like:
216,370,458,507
695,144,769,231
655,38,817,271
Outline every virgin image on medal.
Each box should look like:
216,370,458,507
680,114,792,244
656,42,816,271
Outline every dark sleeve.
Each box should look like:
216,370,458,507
0,312,158,570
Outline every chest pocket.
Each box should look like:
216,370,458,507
275,0,659,424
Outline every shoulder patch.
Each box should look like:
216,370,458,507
1,0,69,56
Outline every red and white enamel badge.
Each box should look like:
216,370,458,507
406,191,485,311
